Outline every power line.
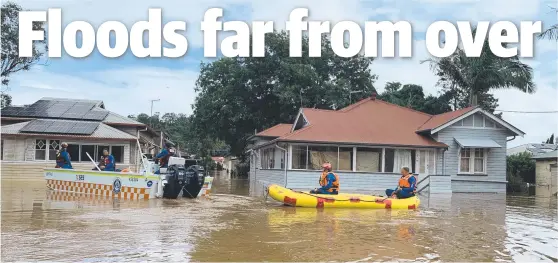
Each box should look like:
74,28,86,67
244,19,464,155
494,110,558,113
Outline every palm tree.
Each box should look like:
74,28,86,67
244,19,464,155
422,37,535,107
539,7,558,41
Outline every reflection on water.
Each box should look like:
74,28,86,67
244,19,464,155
2,172,557,262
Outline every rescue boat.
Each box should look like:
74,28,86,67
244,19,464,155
266,184,420,209
44,139,213,200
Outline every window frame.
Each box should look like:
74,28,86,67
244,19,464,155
287,143,431,174
457,147,488,175
34,141,128,163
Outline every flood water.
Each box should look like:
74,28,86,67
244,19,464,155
2,171,557,262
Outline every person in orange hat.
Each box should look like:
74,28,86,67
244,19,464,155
310,162,339,195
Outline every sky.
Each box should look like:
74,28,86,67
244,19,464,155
6,0,558,148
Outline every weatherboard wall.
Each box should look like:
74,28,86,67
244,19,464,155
434,126,509,193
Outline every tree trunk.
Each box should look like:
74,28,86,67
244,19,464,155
469,92,478,107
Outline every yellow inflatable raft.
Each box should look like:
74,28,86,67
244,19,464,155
266,184,420,209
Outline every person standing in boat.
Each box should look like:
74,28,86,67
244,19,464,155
310,162,339,195
155,143,175,173
99,148,115,171
386,167,416,199
56,142,73,169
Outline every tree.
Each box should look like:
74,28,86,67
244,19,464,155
1,93,11,109
191,31,378,157
377,82,452,115
1,1,48,86
423,29,535,112
507,152,536,190
539,7,558,41
544,133,555,144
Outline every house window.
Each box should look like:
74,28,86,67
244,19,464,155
356,147,382,172
459,148,487,174
338,147,353,171
112,146,124,163
292,145,308,169
67,144,80,162
308,145,338,170
35,139,47,160
260,148,275,169
48,140,61,161
80,145,95,162
384,149,413,173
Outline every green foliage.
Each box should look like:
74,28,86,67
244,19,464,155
191,31,378,157
544,133,555,144
423,28,535,113
128,112,229,157
1,93,11,109
507,152,536,184
377,82,452,115
1,1,47,86
538,7,558,41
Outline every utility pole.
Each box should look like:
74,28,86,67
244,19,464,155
150,99,160,126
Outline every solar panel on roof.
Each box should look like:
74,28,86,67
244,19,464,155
1,107,22,116
66,122,99,135
43,121,74,133
20,119,100,135
20,120,55,133
82,110,109,121
60,102,95,119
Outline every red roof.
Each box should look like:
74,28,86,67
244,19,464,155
417,106,477,132
255,123,292,137
254,98,488,148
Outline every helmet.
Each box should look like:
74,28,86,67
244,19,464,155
61,142,68,148
322,162,332,170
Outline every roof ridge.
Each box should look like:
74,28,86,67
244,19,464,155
376,99,432,117
339,97,372,112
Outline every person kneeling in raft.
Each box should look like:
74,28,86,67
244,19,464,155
310,162,340,195
386,167,416,199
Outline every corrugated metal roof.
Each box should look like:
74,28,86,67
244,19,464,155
454,138,502,148
417,106,477,131
1,120,136,140
103,112,144,125
274,98,448,148
255,124,292,137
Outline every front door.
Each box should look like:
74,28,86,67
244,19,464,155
416,150,436,177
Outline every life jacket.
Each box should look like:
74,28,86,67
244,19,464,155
56,150,69,167
103,155,115,170
159,149,172,168
319,171,340,192
398,174,417,192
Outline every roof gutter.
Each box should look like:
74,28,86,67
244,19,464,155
253,138,448,150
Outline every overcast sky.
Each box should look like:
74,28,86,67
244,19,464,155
7,0,558,148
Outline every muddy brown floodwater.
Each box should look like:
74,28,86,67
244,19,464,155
1,171,557,262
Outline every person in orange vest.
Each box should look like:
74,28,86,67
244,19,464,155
310,162,340,195
386,167,416,199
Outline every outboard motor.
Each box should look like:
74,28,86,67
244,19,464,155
182,165,206,198
162,164,187,199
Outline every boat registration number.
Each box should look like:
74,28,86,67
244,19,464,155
76,175,85,181
129,177,139,182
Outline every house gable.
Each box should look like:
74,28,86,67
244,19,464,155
291,109,309,132
430,108,524,137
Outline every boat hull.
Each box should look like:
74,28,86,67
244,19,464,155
267,184,420,209
45,168,160,200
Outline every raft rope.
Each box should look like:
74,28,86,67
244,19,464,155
288,189,390,203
